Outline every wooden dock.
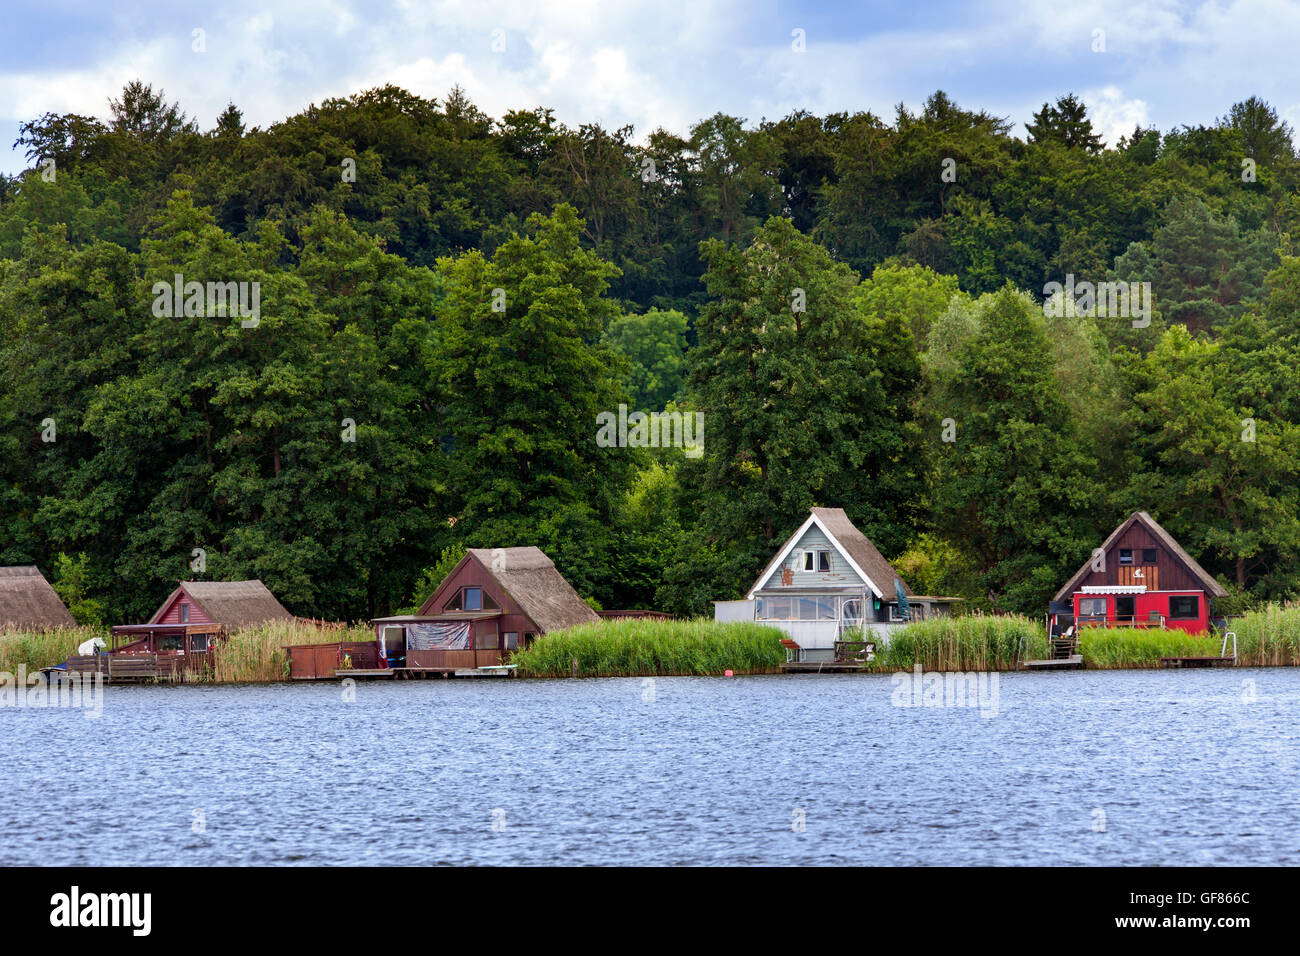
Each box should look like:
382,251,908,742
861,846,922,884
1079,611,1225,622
1160,656,1235,668
336,665,516,680
1020,654,1084,670
779,661,869,673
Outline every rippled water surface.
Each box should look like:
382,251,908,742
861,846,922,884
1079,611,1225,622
3,669,1298,865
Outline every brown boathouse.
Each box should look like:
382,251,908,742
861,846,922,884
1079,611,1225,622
370,546,599,671
0,566,77,631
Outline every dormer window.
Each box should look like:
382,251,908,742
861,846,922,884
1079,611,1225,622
802,550,831,572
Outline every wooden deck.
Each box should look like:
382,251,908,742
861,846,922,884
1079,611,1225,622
779,661,870,673
60,652,214,683
336,666,516,680
1020,655,1085,670
1160,656,1235,668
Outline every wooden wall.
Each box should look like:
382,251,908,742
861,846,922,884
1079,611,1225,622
422,559,541,648
156,590,216,625
1073,522,1203,592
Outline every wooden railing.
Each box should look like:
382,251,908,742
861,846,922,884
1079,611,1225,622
406,648,503,670
1078,616,1165,629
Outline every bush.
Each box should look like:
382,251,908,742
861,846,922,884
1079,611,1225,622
511,618,785,676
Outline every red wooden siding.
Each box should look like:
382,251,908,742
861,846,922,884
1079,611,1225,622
1073,590,1210,635
156,589,216,626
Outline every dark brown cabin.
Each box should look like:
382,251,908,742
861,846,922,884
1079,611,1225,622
0,566,76,630
1051,512,1228,635
370,547,599,669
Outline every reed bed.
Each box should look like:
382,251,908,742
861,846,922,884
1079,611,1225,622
1077,628,1221,668
213,619,372,683
1229,604,1300,666
510,618,786,677
868,613,1046,672
0,626,106,673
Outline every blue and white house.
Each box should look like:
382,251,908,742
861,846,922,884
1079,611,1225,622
738,507,958,662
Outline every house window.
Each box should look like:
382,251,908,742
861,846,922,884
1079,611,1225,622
180,603,189,623
445,587,497,612
190,634,210,652
798,597,836,620
475,628,498,649
888,603,907,622
1078,597,1108,617
841,599,863,623
503,632,519,650
159,635,185,652
801,550,831,572
1169,595,1200,620
523,632,536,647
1115,596,1135,621
1142,548,1157,564
757,596,795,620
1119,549,1134,565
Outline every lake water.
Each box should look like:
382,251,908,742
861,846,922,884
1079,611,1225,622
3,669,1298,865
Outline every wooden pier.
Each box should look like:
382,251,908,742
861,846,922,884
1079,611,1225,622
55,652,213,684
1019,633,1085,671
779,661,870,673
1020,654,1084,670
1159,656,1235,668
336,665,516,680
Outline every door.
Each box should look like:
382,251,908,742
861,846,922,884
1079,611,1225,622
1115,595,1135,626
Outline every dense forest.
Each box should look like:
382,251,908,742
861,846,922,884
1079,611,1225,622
3,81,1300,623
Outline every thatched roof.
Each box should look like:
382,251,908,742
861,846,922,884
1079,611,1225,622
811,507,912,596
0,566,77,630
1052,511,1229,602
148,580,294,627
748,507,910,599
420,547,599,633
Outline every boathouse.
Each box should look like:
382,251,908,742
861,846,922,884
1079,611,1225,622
108,579,294,671
369,547,599,670
1051,511,1228,636
0,566,76,630
743,508,959,662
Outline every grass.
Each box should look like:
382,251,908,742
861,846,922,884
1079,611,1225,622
1077,628,1221,668
510,618,786,677
0,626,106,674
868,613,1046,672
1230,604,1300,666
214,620,373,683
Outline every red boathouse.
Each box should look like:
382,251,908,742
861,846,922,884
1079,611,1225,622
1050,512,1228,635
108,579,294,676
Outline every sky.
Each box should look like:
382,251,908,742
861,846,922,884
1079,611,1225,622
2,0,1299,174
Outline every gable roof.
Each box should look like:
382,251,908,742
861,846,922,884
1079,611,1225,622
419,547,600,633
747,507,910,600
1052,511,1229,602
0,566,77,630
148,580,294,627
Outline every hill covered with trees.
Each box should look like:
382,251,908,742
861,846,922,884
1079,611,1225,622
3,81,1299,621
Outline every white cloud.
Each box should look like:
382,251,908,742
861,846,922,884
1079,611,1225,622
1084,86,1150,145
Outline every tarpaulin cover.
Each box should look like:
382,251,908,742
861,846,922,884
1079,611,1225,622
407,621,472,650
